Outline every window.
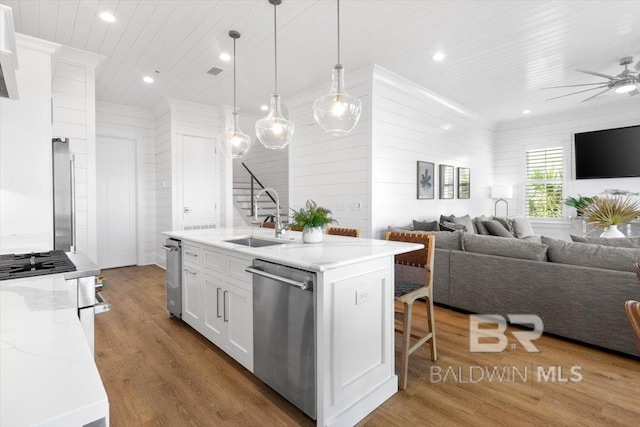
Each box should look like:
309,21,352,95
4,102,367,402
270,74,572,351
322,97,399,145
525,147,563,218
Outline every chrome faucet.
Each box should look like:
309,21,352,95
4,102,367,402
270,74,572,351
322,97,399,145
254,187,285,238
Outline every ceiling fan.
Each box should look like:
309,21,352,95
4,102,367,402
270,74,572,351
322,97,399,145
544,56,640,102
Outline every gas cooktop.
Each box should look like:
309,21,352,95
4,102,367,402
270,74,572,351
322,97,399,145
0,250,76,281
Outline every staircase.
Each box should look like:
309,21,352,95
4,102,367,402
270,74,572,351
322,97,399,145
233,162,282,226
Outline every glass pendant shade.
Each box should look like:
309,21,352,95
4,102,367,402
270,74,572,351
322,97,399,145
313,65,362,136
256,94,294,149
218,113,252,159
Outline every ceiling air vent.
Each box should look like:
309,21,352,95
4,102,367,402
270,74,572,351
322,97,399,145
207,66,224,76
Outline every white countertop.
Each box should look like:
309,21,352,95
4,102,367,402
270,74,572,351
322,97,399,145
0,275,109,426
164,227,422,272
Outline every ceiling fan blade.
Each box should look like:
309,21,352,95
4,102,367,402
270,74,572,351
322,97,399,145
576,68,617,80
545,85,608,101
629,88,639,96
543,82,607,89
581,87,613,102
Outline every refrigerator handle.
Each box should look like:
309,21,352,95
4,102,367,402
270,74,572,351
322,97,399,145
70,155,77,253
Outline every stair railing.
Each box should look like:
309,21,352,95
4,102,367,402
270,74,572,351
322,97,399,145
241,163,277,220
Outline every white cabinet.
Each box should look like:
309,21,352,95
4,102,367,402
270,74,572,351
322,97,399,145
181,242,253,371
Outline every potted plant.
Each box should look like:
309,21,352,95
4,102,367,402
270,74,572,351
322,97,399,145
564,195,594,217
582,195,640,238
291,200,337,243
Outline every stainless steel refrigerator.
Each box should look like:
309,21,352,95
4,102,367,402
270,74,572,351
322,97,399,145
52,137,75,252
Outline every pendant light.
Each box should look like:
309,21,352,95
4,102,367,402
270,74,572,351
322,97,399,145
217,30,252,159
313,0,362,136
255,0,294,150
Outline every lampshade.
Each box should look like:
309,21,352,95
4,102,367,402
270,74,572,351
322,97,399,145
313,0,361,136
256,0,294,150
256,94,294,149
218,113,252,158
491,185,513,199
217,30,252,159
313,65,362,136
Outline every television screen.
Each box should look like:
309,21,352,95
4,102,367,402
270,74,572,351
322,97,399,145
574,125,640,179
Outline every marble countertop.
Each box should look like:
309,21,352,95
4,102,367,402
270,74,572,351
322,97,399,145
164,227,422,272
0,275,109,426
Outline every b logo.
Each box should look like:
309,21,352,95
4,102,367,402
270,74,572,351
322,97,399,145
469,314,543,352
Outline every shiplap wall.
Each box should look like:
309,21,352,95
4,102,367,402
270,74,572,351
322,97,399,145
237,112,290,215
287,66,374,236
153,101,172,267
371,66,496,238
96,101,156,265
495,99,640,240
52,45,103,261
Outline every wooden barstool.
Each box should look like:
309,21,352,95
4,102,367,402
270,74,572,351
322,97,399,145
385,231,437,390
326,227,360,237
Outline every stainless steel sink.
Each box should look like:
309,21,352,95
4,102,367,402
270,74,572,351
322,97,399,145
225,237,285,248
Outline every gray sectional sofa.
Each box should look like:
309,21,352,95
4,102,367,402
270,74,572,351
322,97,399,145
392,229,640,356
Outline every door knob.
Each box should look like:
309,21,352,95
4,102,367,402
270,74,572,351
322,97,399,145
184,207,191,213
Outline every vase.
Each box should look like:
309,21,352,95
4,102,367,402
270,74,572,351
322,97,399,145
599,225,625,238
302,227,323,243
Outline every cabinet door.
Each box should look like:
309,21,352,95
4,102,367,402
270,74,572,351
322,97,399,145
202,273,224,347
224,282,253,371
182,266,202,330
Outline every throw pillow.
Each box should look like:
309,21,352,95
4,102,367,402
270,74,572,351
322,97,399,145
483,220,515,238
474,215,490,235
440,221,466,232
463,234,548,261
492,216,516,236
513,217,536,238
453,215,475,234
439,214,455,224
413,220,440,231
542,236,640,273
570,235,640,248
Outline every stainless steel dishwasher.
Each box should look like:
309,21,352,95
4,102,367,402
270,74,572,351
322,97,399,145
162,238,182,318
246,259,317,420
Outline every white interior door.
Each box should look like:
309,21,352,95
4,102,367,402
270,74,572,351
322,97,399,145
181,135,217,228
97,136,136,269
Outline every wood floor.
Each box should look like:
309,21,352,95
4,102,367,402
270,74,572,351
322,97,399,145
96,265,640,426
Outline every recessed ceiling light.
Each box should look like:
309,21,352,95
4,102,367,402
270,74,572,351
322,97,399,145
219,52,231,61
432,52,446,61
143,76,154,83
99,12,116,23
260,105,269,111
522,109,531,114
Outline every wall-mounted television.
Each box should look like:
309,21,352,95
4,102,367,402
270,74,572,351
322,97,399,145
574,125,640,179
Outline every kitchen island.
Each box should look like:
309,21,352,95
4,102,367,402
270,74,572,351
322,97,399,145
164,227,422,427
0,275,109,426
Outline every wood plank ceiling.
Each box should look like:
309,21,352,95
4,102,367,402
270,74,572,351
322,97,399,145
3,0,640,123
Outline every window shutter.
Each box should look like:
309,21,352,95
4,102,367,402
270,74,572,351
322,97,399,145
525,147,564,218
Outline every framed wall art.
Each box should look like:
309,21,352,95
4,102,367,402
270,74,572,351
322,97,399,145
458,167,470,199
417,161,434,199
439,164,454,199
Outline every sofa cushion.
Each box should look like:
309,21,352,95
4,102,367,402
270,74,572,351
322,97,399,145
388,228,463,250
474,215,490,235
513,217,536,238
570,235,640,248
413,219,440,231
483,220,515,238
463,233,548,261
542,236,640,273
453,214,475,234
